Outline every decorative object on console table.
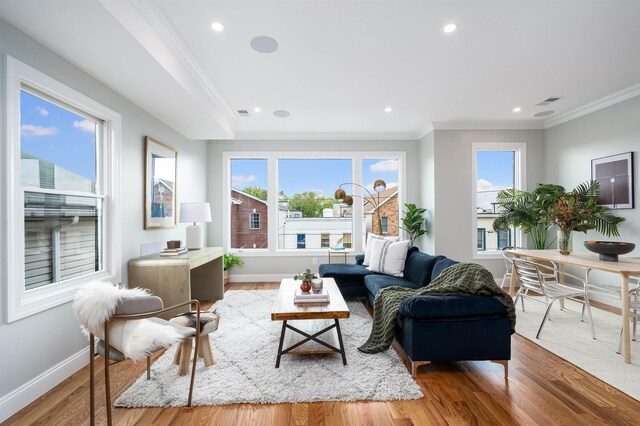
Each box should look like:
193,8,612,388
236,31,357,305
160,247,188,256
334,179,387,232
591,152,634,209
144,136,177,230
167,240,181,249
180,202,212,250
584,240,636,262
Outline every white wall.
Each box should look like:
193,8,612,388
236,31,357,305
207,139,421,279
420,129,546,277
417,131,435,253
0,17,208,416
545,96,640,303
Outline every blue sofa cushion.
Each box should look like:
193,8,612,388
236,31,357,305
319,263,373,286
364,274,421,297
355,254,365,265
403,252,442,288
398,295,507,320
431,257,459,281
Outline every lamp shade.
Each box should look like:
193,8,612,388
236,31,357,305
334,188,346,200
373,179,387,193
179,202,212,223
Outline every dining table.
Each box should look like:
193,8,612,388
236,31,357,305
506,248,640,363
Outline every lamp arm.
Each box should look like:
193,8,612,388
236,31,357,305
339,182,377,200
342,193,378,208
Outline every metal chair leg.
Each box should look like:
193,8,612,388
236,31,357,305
89,334,95,426
584,300,596,340
536,298,556,339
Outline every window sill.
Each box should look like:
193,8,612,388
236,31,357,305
227,249,358,257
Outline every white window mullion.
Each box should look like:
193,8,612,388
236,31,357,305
267,153,278,254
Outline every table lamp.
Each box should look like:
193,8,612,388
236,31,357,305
179,202,211,250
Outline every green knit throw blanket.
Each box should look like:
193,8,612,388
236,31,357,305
358,262,516,354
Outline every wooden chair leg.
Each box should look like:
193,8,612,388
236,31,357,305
173,342,183,365
89,335,95,426
199,336,215,367
178,338,193,376
411,360,431,378
491,360,509,378
104,323,112,426
147,356,151,380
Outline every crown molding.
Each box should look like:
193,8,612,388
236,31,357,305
232,131,419,141
415,122,434,139
429,120,544,130
544,83,640,129
99,0,236,134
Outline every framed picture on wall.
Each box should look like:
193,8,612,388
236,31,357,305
591,152,634,209
144,136,178,229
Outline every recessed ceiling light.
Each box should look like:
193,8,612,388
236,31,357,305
254,107,261,113
384,107,393,113
273,110,290,118
443,23,458,33
251,36,279,53
211,22,224,32
513,107,522,113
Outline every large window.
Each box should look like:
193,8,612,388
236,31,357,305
4,56,121,322
472,144,525,257
278,158,352,250
230,159,268,249
224,152,405,254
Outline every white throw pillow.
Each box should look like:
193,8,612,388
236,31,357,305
363,233,400,266
367,239,411,277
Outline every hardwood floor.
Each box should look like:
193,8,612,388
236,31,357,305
5,282,640,425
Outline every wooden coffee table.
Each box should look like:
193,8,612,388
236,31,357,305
271,277,350,368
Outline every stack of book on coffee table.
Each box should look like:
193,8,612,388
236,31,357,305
294,289,330,304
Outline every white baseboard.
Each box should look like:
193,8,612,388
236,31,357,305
229,273,289,283
0,346,89,423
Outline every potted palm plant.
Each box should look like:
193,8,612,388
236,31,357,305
493,181,624,254
492,183,565,249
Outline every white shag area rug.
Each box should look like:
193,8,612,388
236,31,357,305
515,297,640,400
115,290,423,407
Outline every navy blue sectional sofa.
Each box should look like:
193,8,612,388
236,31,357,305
319,248,512,377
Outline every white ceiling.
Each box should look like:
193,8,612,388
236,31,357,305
1,0,640,140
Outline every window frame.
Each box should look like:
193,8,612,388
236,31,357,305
477,228,486,251
380,216,389,234
471,143,526,259
249,212,260,229
3,56,121,322
222,151,405,256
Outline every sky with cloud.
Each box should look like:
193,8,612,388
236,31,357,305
20,90,96,182
231,158,399,198
476,151,514,210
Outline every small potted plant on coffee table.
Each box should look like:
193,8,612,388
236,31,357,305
294,269,316,293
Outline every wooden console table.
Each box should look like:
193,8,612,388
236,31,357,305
128,247,224,319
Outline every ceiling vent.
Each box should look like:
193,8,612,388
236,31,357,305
237,110,249,117
535,97,562,106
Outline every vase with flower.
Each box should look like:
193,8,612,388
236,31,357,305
546,181,625,255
